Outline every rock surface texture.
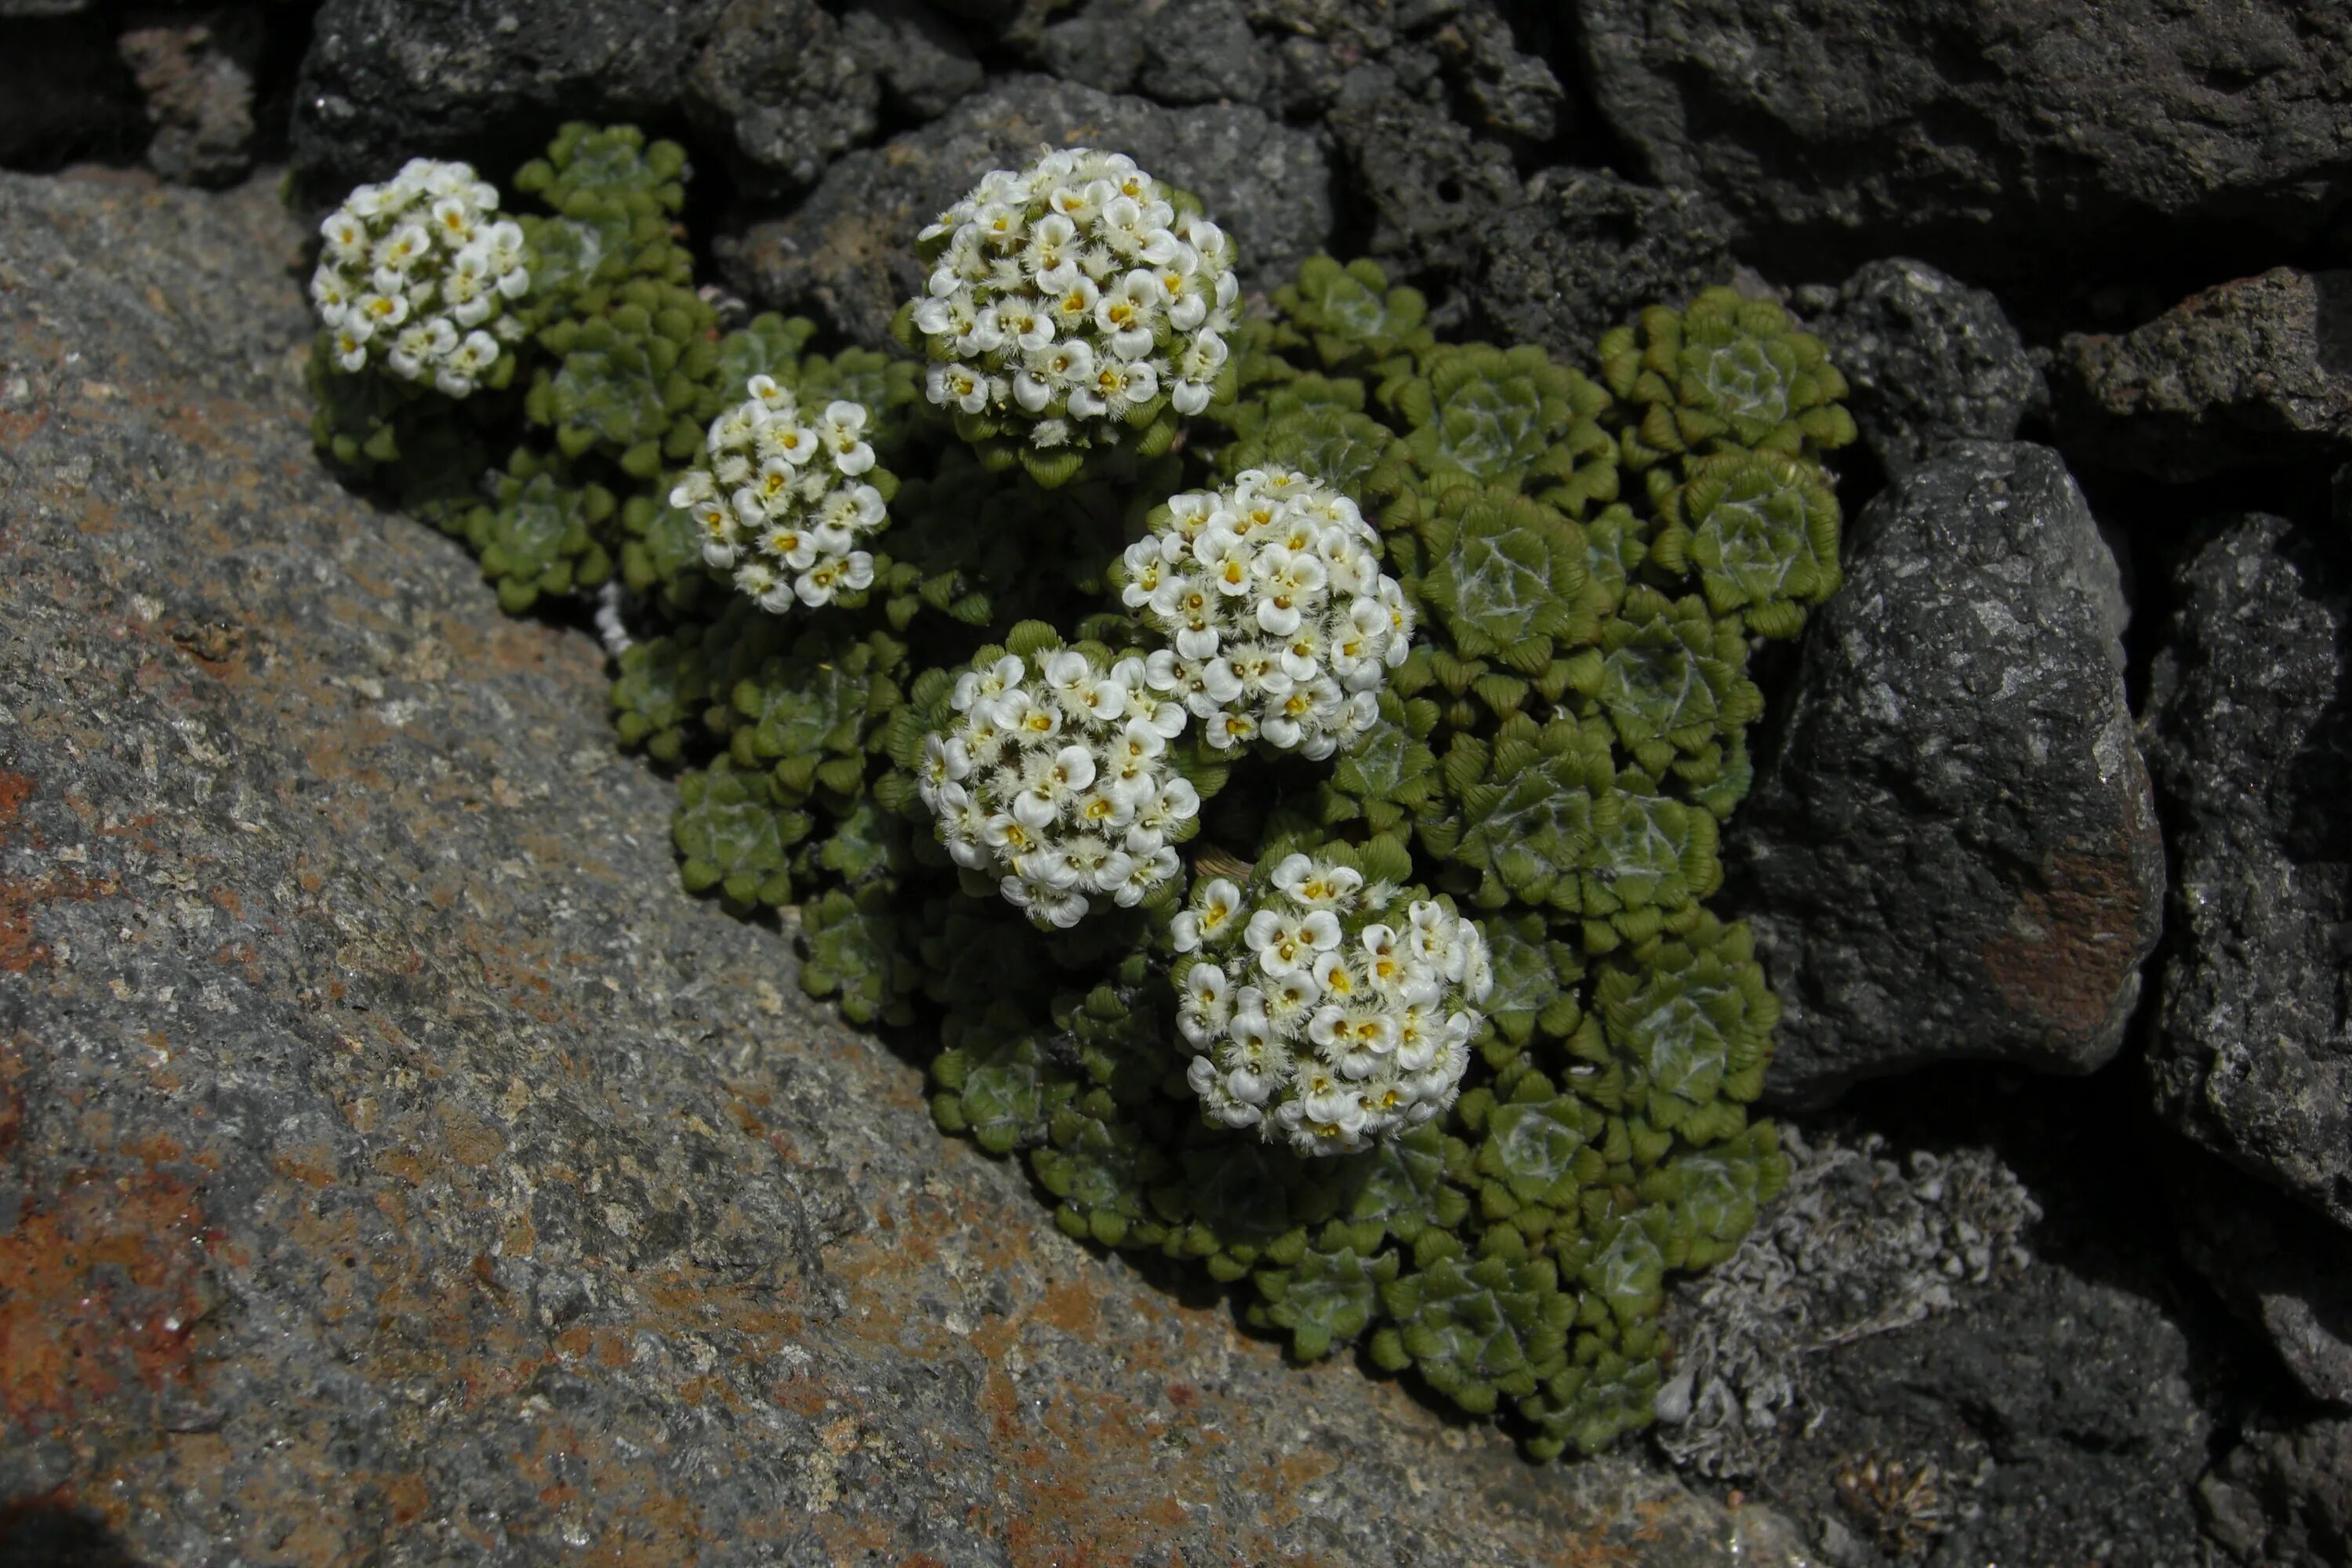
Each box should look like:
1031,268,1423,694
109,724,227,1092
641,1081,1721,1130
717,74,1336,347
1799,257,2046,480
1575,0,2352,282
2143,514,2352,1234
292,0,729,187
1475,166,1737,369
1733,442,2165,1106
2053,267,2352,481
0,167,1817,1567
2198,1416,2352,1568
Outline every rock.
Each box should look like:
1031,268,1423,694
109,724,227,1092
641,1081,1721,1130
1798,257,2047,479
2141,514,2352,1232
1802,1263,2212,1566
1474,166,1737,365
1327,58,1519,299
1662,1102,2216,1567
2172,1157,2352,1407
1658,1127,2043,1482
118,9,263,187
717,73,1336,346
2198,1418,2352,1568
290,0,727,193
0,11,143,169
1734,442,2165,1107
2051,268,2352,482
1031,0,1148,96
1431,0,1565,143
837,0,983,122
684,0,879,195
1575,0,2352,285
0,164,1825,1566
1137,0,1268,107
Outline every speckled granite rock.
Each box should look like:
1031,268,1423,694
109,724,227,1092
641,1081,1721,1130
2142,514,2352,1235
717,74,1336,347
0,166,1817,1566
1733,442,2165,1107
1796,258,2046,480
2052,267,2352,482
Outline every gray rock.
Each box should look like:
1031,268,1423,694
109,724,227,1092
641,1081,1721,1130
685,0,879,194
0,12,143,169
1327,58,1519,298
1033,0,1269,107
1576,0,2352,283
2198,1418,2352,1568
291,0,727,191
0,162,1813,1568
1736,442,2165,1107
718,73,1336,346
1032,0,1146,96
2142,514,2352,1232
119,9,264,187
1431,0,1563,143
2173,1158,2352,1407
1137,0,1267,107
1799,257,2047,479
837,0,983,122
2052,267,2352,482
1474,166,1737,365
1806,1265,2213,1566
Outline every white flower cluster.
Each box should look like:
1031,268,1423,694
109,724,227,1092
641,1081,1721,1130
311,158,530,397
911,147,1240,448
1173,855,1492,1156
918,648,1203,927
669,376,888,612
1120,468,1414,760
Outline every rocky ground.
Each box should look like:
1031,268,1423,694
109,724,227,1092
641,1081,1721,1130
2,3,2349,1566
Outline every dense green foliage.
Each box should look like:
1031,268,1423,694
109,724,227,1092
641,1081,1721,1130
312,124,1855,1461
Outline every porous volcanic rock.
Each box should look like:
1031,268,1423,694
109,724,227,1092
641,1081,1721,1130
683,0,879,195
2052,268,2352,483
2142,514,2352,1234
1575,0,2352,285
717,73,1336,347
1474,167,1737,366
0,165,1813,1566
1733,442,2165,1107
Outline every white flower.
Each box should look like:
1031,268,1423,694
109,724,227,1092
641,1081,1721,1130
1123,468,1411,760
907,147,1240,450
671,374,895,618
1171,857,1489,1156
919,645,1196,930
309,159,528,397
